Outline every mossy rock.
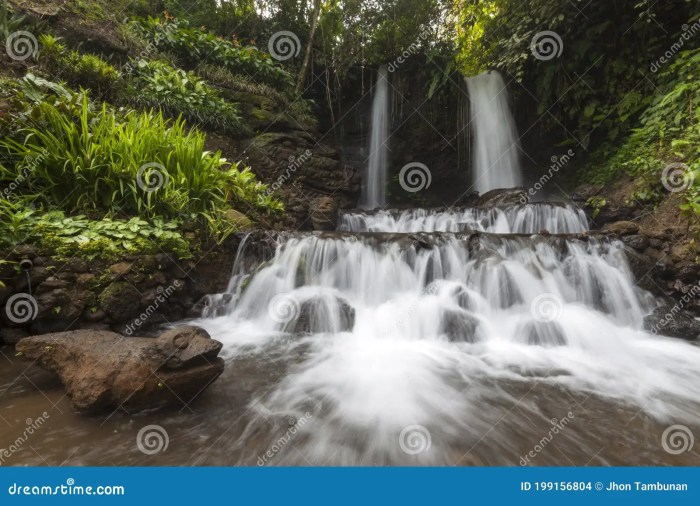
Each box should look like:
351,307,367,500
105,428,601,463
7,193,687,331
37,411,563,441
99,281,140,322
224,209,254,230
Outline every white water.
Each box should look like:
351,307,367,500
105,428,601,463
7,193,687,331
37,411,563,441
195,203,700,465
361,65,390,209
338,203,587,234
466,72,523,193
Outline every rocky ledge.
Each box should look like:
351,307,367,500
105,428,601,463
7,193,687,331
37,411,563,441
15,326,224,414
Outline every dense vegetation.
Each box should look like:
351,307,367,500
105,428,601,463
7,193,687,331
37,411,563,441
0,0,698,265
0,0,291,262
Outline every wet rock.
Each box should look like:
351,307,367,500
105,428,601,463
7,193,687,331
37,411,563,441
520,321,567,347
240,132,360,228
441,309,481,342
36,277,72,293
153,326,223,369
15,326,225,413
284,295,355,334
310,196,339,231
99,281,140,322
476,188,528,207
601,221,639,236
621,234,649,251
644,305,700,341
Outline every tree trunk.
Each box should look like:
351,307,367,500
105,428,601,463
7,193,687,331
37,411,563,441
295,0,323,95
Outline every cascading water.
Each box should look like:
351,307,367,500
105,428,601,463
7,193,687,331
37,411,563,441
338,203,588,234
361,65,390,209
193,201,700,465
466,72,523,193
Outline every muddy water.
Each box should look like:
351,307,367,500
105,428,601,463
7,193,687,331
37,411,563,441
2,344,699,466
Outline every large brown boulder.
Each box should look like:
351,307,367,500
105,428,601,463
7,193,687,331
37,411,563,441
15,326,224,414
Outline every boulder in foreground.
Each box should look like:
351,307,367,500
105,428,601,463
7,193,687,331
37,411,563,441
15,326,224,414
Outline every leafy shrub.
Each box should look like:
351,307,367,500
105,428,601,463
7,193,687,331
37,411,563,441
38,34,121,98
580,49,699,224
0,88,282,240
33,213,192,260
0,199,192,259
122,59,248,135
129,17,294,91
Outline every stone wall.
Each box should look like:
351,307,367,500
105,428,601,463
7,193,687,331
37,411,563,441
0,238,242,345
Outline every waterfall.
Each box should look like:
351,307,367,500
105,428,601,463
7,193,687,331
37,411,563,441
338,203,588,234
466,72,523,193
194,199,700,465
361,65,390,209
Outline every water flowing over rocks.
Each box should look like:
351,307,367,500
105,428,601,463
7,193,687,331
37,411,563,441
14,326,224,413
187,192,700,464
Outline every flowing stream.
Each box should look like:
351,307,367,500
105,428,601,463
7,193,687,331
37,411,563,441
361,65,390,209
466,72,523,193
